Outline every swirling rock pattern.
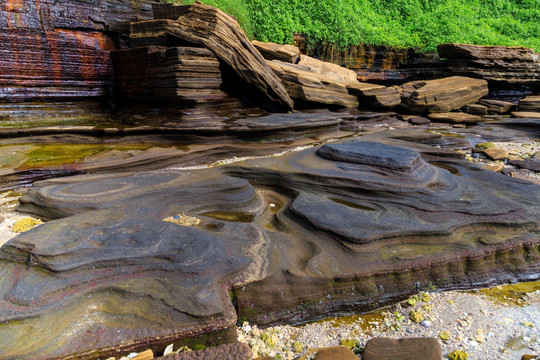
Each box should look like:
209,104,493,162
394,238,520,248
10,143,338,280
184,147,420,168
3,131,540,358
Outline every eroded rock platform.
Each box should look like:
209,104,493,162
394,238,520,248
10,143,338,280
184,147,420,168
2,130,539,359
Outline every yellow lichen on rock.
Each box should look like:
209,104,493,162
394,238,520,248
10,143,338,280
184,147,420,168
163,214,201,226
12,218,43,233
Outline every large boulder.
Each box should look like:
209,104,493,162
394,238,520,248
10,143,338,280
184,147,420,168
400,76,489,113
298,54,359,83
267,60,359,108
346,82,401,108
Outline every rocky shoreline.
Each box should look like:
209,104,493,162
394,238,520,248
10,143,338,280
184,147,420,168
0,1,539,359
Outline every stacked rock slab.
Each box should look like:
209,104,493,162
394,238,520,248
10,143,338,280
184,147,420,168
0,0,154,102
400,76,489,113
438,43,540,87
149,2,294,110
113,46,230,103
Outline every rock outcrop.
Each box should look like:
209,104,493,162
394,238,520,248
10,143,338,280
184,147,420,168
113,46,231,104
438,43,540,87
518,96,540,112
128,2,294,110
0,0,154,102
267,60,359,108
347,82,401,108
252,40,301,64
5,131,539,358
400,76,489,113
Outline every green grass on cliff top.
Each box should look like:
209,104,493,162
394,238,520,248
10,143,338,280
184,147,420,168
169,0,540,52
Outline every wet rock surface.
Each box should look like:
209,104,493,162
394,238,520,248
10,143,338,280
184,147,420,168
4,130,539,358
157,343,252,360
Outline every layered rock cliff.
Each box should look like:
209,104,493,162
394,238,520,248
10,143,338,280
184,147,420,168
0,0,154,102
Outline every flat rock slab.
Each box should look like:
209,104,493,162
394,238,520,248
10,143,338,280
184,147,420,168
158,343,252,360
3,131,540,358
400,76,488,113
512,112,540,119
519,96,540,112
363,337,442,360
428,112,482,123
252,40,300,63
478,99,515,114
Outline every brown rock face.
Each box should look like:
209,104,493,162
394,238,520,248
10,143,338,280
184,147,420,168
400,76,489,113
363,337,442,360
158,343,252,360
112,46,232,104
154,2,294,110
0,0,154,102
438,43,540,86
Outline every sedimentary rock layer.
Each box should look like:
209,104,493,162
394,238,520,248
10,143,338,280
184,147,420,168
0,0,154,101
113,46,230,103
400,76,489,113
129,2,294,110
5,130,539,358
438,43,540,85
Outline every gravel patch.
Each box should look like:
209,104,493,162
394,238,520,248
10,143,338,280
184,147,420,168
238,283,540,359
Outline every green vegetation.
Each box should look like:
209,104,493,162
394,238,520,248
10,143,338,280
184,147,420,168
167,0,540,51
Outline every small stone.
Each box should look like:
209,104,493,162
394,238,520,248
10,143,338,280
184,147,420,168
163,214,201,226
408,116,431,125
521,355,539,360
521,321,534,328
482,164,504,172
483,147,509,160
452,124,467,128
131,349,153,360
448,350,469,360
420,320,433,328
163,344,175,356
12,218,43,233
532,151,540,160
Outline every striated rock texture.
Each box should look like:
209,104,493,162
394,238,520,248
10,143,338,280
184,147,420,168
0,0,154,101
129,2,294,110
400,76,489,113
267,60,359,108
112,46,231,103
438,43,540,87
252,40,301,64
267,56,400,109
5,130,539,358
363,338,442,360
